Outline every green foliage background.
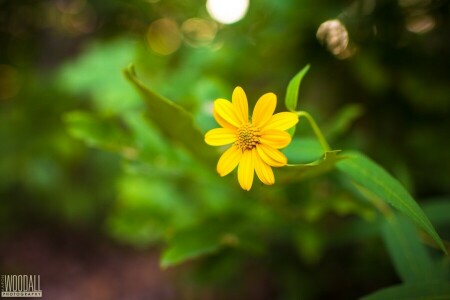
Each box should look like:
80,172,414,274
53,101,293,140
1,0,449,299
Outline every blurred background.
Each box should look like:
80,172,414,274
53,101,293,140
1,0,449,299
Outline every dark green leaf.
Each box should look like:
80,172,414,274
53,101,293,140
324,104,364,140
336,151,447,254
123,65,218,166
285,64,310,112
382,215,446,283
64,111,131,152
361,282,450,300
160,228,226,268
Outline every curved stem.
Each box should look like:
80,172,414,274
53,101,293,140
297,111,331,152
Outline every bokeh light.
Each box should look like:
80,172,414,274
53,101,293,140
406,14,435,34
181,18,217,47
55,0,86,14
206,0,249,24
317,19,354,59
147,18,181,55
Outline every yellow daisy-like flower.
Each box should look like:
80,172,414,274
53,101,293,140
204,86,299,191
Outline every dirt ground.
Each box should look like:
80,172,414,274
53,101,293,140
0,230,178,300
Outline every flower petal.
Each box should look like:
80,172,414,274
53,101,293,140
214,99,241,128
238,150,255,191
252,92,276,128
254,149,275,185
217,145,242,176
213,108,235,129
260,130,292,149
262,112,299,131
232,86,249,124
256,144,287,167
205,128,237,146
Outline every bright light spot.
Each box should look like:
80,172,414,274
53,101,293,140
206,0,249,24
317,19,355,59
406,14,435,34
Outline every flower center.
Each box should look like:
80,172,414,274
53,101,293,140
236,123,260,150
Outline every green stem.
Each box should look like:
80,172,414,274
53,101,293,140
297,111,331,152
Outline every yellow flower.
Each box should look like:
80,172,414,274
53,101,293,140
204,86,299,191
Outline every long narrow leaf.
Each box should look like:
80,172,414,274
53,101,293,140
123,65,217,166
382,215,445,283
285,64,310,112
336,151,446,254
361,282,450,300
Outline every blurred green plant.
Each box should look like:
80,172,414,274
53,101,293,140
63,59,450,298
1,0,449,298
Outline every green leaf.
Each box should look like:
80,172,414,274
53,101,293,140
283,138,324,164
382,215,446,283
277,150,345,182
285,64,310,112
123,65,217,166
361,282,450,300
64,111,131,153
58,38,141,114
324,104,364,141
160,228,226,268
161,239,221,269
336,151,447,254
